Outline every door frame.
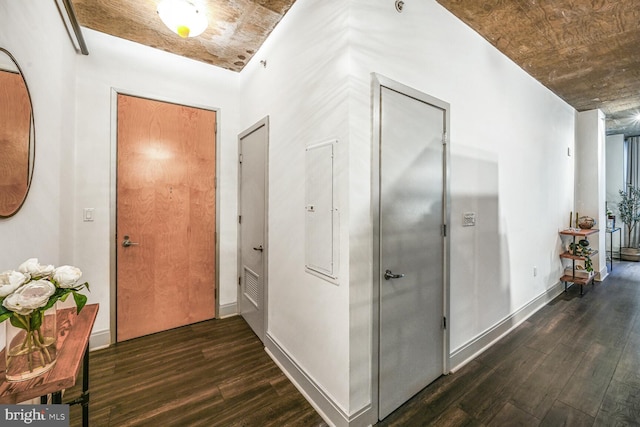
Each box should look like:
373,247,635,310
370,73,451,419
237,117,269,342
109,88,221,344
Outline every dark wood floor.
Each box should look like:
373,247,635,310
378,260,640,426
68,260,640,426
66,316,327,426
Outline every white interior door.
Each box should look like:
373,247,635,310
238,118,268,342
378,84,447,419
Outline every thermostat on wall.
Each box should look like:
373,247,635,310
463,212,476,227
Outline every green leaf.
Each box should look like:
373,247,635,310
0,303,12,319
10,314,29,331
0,311,13,323
73,291,88,314
30,310,43,330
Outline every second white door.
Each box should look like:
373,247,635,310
378,83,447,419
238,118,268,342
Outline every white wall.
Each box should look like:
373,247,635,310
0,3,75,267
575,110,606,278
606,134,625,255
73,29,241,344
349,1,575,422
240,0,576,424
0,2,77,343
606,134,625,211
240,0,353,417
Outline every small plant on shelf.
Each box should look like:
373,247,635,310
569,241,594,272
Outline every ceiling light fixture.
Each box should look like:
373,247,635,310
157,0,208,39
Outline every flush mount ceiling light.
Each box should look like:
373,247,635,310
157,0,208,38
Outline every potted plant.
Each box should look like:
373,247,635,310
618,186,640,261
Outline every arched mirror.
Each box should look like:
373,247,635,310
0,48,35,218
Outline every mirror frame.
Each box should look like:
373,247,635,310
0,47,35,219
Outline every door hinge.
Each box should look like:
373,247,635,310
441,224,447,237
443,316,447,329
239,153,243,164
214,177,217,188
442,132,447,145
238,277,241,286
238,215,242,224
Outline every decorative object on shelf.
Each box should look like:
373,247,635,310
0,259,89,382
606,204,616,229
577,216,595,229
569,240,594,272
563,267,593,279
618,186,640,261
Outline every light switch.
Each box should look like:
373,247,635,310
83,208,95,222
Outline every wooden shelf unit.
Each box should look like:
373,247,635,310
559,228,599,295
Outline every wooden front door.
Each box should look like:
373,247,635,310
116,94,216,341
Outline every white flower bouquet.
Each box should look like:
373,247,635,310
0,258,89,379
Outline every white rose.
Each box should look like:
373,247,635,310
18,258,55,279
2,279,56,316
53,265,83,288
0,270,30,297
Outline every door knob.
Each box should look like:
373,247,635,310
253,245,264,252
122,235,139,247
384,269,405,280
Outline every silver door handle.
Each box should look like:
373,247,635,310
253,245,264,252
384,269,405,280
122,235,139,247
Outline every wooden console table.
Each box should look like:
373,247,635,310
0,304,98,427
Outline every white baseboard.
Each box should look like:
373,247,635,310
596,266,608,282
89,328,111,351
218,302,237,318
265,333,372,427
450,281,564,371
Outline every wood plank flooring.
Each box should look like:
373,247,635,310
66,316,327,426
378,260,640,426
67,260,640,426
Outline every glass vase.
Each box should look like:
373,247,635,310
5,305,57,382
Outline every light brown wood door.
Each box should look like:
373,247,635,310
116,94,216,341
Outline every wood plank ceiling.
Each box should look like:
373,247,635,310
69,0,297,72
436,0,640,137
70,0,640,136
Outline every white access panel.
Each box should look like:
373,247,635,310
305,139,339,280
